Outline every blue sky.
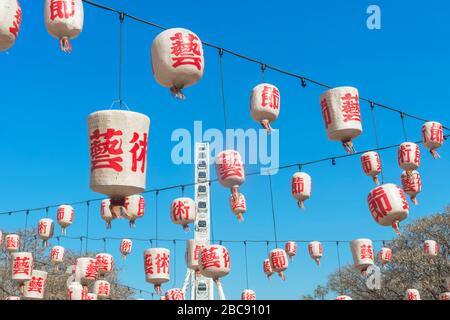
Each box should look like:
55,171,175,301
1,0,449,300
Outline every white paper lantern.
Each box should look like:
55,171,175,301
57,205,74,235
170,197,196,231
398,142,420,174
215,150,245,201
38,218,54,248
5,234,20,253
144,248,170,294
423,240,438,260
151,28,204,99
11,251,33,283
291,172,312,209
120,239,132,260
96,253,114,276
335,295,352,300
186,239,205,271
308,241,323,266
50,245,65,272
44,0,83,52
100,198,115,229
241,289,256,300
165,288,185,300
285,241,297,261
350,239,374,274
67,282,87,300
263,258,274,280
439,292,450,300
378,247,392,269
22,270,47,300
401,170,421,205
360,151,382,185
229,193,246,222
0,0,22,51
367,183,409,235
405,289,420,300
422,121,444,159
124,194,145,228
93,280,111,299
76,257,98,285
269,248,288,281
199,245,230,281
88,110,150,201
319,86,362,153
250,83,280,133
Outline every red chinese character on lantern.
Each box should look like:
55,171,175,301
292,177,304,194
28,277,44,293
9,6,22,38
85,261,98,278
38,221,47,235
145,254,154,275
398,144,413,164
219,153,243,179
155,253,169,274
321,98,332,129
360,244,373,260
341,93,361,122
98,256,111,271
396,186,409,210
385,251,392,260
222,248,230,268
13,257,31,275
367,187,392,223
129,132,147,173
361,155,372,174
407,292,417,300
201,247,221,269
170,32,202,70
261,86,280,110
172,200,191,220
169,290,183,300
49,0,75,20
271,251,287,269
137,197,145,216
90,128,124,172
193,245,203,262
121,241,131,253
7,237,18,248
99,283,110,295
243,291,255,300
51,248,60,260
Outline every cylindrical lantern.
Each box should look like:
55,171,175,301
367,183,409,235
405,289,420,300
269,248,288,281
378,247,392,269
93,280,111,299
170,197,196,231
423,240,438,261
38,218,54,248
86,293,97,300
229,193,246,222
5,296,20,300
159,296,167,300
215,150,245,201
250,83,280,133
5,234,20,253
401,170,421,205
0,0,22,51
120,239,132,260
50,245,65,272
124,194,145,228
67,282,87,300
291,172,312,209
285,241,297,261
308,241,323,266
350,239,374,274
57,204,74,235
100,198,114,229
439,292,450,300
22,270,47,300
186,239,204,271
44,0,83,52
360,151,382,185
335,295,352,300
76,257,98,285
151,28,204,99
263,258,274,280
165,288,185,300
398,142,420,174
96,253,114,276
88,110,150,204
199,245,231,281
144,248,170,294
11,251,33,284
241,289,256,300
319,86,362,153
422,121,443,159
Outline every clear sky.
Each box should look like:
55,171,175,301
1,0,449,300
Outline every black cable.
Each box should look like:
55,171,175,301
118,12,125,108
209,181,215,245
268,175,278,246
244,241,249,289
155,191,159,247
400,112,408,141
85,201,90,255
336,241,343,294
173,240,177,287
219,48,228,132
370,102,385,184
23,210,29,251
261,63,266,82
